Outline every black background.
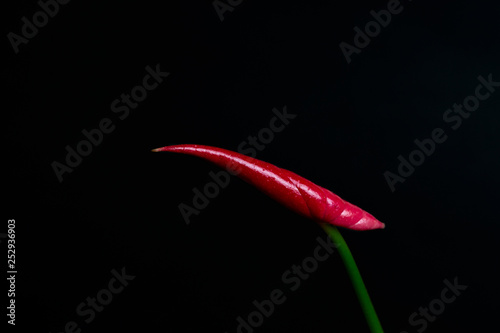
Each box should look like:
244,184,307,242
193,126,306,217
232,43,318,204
5,0,500,332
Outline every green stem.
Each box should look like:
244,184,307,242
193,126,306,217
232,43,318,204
321,224,384,333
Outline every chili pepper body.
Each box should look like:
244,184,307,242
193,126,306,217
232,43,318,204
153,144,385,231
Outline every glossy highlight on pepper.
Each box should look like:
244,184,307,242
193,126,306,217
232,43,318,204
153,144,385,231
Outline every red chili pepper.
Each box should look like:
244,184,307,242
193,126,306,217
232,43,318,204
153,144,385,231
